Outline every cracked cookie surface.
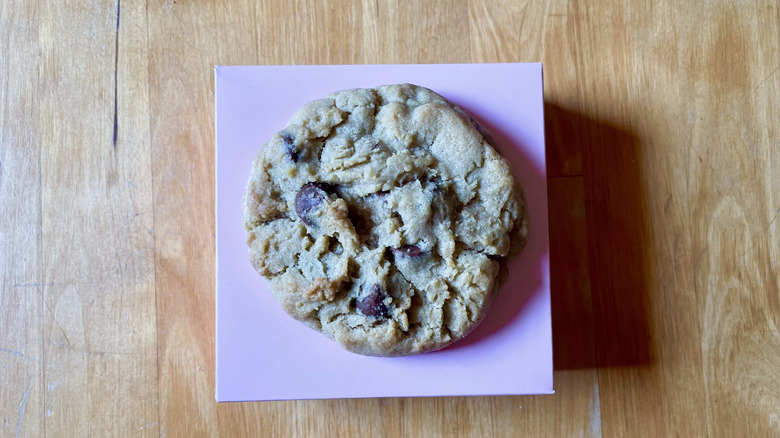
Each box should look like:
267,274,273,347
243,84,528,356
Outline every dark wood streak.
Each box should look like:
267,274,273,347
112,0,121,148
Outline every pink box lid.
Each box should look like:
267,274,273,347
216,63,552,401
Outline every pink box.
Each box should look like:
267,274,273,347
216,63,552,401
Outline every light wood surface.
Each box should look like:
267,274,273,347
1,0,778,436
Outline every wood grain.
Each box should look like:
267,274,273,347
1,0,779,436
1,1,44,436
37,0,158,435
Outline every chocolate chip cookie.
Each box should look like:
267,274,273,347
243,84,528,356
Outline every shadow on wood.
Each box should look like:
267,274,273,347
545,103,655,370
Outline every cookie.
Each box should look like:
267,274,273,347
243,84,528,356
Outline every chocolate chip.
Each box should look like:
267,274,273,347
356,284,388,318
392,245,425,258
281,132,298,162
317,182,337,194
294,182,330,226
371,142,379,151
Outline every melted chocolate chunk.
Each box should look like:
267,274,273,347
281,132,298,162
392,245,425,258
294,182,330,226
315,182,337,194
356,284,388,318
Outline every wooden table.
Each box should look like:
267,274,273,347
2,1,778,436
